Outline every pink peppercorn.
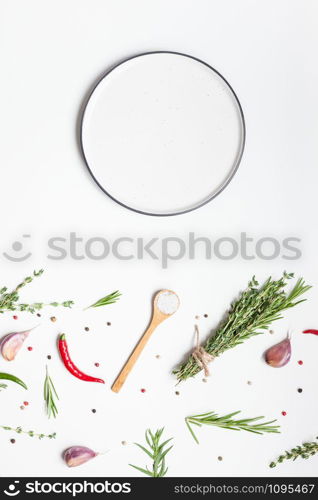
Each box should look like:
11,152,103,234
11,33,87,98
27,346,33,351
298,360,303,365
23,401,29,406
95,363,100,367
141,388,146,393
13,315,18,320
282,411,287,416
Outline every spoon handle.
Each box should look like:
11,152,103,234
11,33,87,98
111,316,162,393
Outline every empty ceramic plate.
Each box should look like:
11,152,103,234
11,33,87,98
81,51,245,216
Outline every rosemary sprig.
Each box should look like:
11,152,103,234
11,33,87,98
174,273,311,382
44,366,59,419
185,411,280,444
130,428,173,477
270,438,318,468
0,270,73,314
0,425,56,439
85,290,121,309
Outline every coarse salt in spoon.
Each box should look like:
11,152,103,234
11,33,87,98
111,290,179,393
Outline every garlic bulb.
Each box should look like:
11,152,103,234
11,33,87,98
265,335,291,367
64,446,98,467
0,326,39,361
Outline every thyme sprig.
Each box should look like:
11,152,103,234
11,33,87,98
44,366,59,419
174,273,311,382
0,425,56,439
0,270,73,314
85,290,121,309
130,428,173,477
270,438,318,468
185,411,280,444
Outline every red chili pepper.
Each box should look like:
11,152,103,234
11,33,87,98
303,329,318,335
58,334,105,384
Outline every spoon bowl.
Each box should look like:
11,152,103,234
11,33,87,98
154,289,180,320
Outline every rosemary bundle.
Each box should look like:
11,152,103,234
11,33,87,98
185,410,280,444
174,273,310,382
130,428,173,477
0,270,73,314
270,438,318,468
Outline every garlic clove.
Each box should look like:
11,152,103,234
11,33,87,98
265,335,291,368
64,446,97,467
0,326,39,361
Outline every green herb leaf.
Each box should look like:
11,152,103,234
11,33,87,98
130,428,173,477
0,372,27,390
270,438,318,468
0,425,56,440
85,290,121,309
185,410,280,443
44,366,59,419
0,270,73,314
129,465,154,477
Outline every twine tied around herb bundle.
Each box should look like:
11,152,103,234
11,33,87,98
192,325,214,377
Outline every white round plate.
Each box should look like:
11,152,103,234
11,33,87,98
81,52,245,216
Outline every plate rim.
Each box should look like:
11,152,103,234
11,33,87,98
79,50,246,217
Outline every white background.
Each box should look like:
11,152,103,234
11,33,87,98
0,0,318,478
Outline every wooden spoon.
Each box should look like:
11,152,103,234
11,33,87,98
111,290,179,393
